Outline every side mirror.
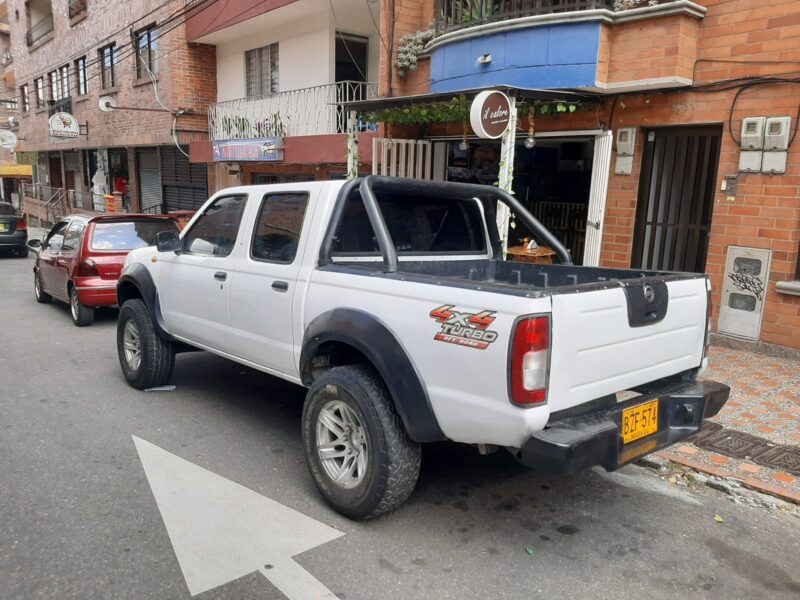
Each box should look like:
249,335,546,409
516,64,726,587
156,230,182,253
27,239,42,249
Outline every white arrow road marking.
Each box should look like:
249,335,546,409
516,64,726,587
133,436,344,599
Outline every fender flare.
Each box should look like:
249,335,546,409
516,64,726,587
300,308,445,443
117,263,172,341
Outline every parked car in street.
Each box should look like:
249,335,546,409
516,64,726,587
0,202,28,258
29,214,180,326
116,177,729,519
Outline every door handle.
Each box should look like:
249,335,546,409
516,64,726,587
214,271,227,281
272,280,289,292
587,219,601,230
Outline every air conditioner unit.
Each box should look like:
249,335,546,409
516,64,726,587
717,246,771,340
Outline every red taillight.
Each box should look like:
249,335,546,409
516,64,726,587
16,218,26,231
510,315,550,406
78,259,99,277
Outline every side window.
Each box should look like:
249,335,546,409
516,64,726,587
251,193,308,263
61,220,86,252
182,195,247,257
44,222,68,252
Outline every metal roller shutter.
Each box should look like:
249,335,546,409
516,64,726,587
160,146,208,212
137,147,162,212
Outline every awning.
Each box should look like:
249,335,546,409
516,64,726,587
342,86,600,112
0,164,33,177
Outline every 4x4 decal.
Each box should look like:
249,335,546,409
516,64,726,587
429,305,499,350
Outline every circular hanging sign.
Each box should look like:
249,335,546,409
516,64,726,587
470,90,512,139
48,112,80,139
0,129,17,150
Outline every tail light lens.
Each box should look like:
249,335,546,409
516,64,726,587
16,218,26,231
78,259,99,277
510,315,550,406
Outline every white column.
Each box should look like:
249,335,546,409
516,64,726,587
496,97,517,252
346,110,359,179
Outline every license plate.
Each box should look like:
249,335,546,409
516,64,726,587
0,223,6,232
622,399,659,444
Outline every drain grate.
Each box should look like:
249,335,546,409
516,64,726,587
752,446,800,476
694,429,774,460
686,420,723,443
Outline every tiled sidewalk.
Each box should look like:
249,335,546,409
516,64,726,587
656,345,800,503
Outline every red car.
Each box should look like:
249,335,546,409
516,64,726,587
30,214,180,326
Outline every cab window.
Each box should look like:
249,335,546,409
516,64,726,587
251,193,308,263
182,195,247,257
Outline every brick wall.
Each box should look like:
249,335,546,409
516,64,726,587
378,0,435,98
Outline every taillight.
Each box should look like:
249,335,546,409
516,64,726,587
78,259,99,277
510,315,550,406
16,218,26,231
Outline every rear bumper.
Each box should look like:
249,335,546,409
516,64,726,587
75,283,118,307
520,379,730,475
0,230,27,247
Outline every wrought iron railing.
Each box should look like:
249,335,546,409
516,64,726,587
26,13,54,46
208,80,378,140
435,0,615,34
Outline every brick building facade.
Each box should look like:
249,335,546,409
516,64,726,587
10,0,216,217
370,0,800,350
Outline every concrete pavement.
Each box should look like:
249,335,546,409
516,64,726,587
1,254,799,600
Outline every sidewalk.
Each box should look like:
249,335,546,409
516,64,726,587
655,345,800,503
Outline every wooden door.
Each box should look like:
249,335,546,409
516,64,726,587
49,155,63,188
631,126,721,273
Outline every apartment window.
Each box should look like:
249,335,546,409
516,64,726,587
20,84,29,112
99,44,116,89
34,77,45,108
75,57,87,95
135,25,158,79
245,43,279,97
49,65,70,102
68,0,88,19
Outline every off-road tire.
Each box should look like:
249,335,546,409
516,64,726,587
302,365,421,520
34,272,52,303
117,299,175,390
70,286,94,327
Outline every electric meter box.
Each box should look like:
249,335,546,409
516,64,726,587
616,127,636,157
739,151,762,173
740,117,766,150
762,151,787,174
764,116,791,151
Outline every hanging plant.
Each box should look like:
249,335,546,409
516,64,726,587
396,26,436,78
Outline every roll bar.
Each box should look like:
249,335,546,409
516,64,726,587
318,176,573,272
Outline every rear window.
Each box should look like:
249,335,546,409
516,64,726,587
332,192,487,255
91,220,177,251
0,203,17,216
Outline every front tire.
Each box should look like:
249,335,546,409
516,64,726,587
117,299,175,389
302,365,421,520
34,272,52,303
70,287,94,327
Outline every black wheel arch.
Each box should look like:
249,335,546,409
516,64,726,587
117,263,173,341
300,308,445,443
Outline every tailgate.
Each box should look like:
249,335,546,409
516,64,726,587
548,277,707,412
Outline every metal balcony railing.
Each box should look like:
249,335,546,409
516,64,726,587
435,0,615,35
26,13,54,46
208,80,378,141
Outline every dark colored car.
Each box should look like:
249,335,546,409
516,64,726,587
0,202,28,257
30,214,179,326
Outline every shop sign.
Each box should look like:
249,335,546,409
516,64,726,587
0,129,17,150
16,151,37,165
212,137,284,162
48,112,80,139
470,90,512,139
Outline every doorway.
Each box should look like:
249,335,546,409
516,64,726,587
48,154,63,188
631,126,722,273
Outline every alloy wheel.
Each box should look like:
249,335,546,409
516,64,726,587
316,400,369,489
122,320,142,372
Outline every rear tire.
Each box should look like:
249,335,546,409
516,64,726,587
302,365,421,520
34,272,52,304
70,287,94,327
117,299,175,390
17,247,29,258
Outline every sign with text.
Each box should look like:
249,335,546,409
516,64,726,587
0,129,18,150
470,90,512,139
212,137,284,162
48,112,80,139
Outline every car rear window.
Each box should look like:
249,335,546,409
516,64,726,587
91,220,177,251
332,192,488,255
0,203,17,216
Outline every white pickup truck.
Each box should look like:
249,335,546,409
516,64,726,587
117,176,729,519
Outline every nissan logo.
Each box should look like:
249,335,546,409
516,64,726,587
643,284,656,303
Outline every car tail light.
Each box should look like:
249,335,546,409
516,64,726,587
78,259,99,277
510,315,550,406
16,218,26,231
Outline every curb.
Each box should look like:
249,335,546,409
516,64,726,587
655,448,800,505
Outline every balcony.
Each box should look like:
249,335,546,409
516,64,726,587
26,13,53,46
208,81,377,141
435,0,614,35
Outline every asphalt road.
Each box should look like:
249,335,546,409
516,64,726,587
1,252,799,600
